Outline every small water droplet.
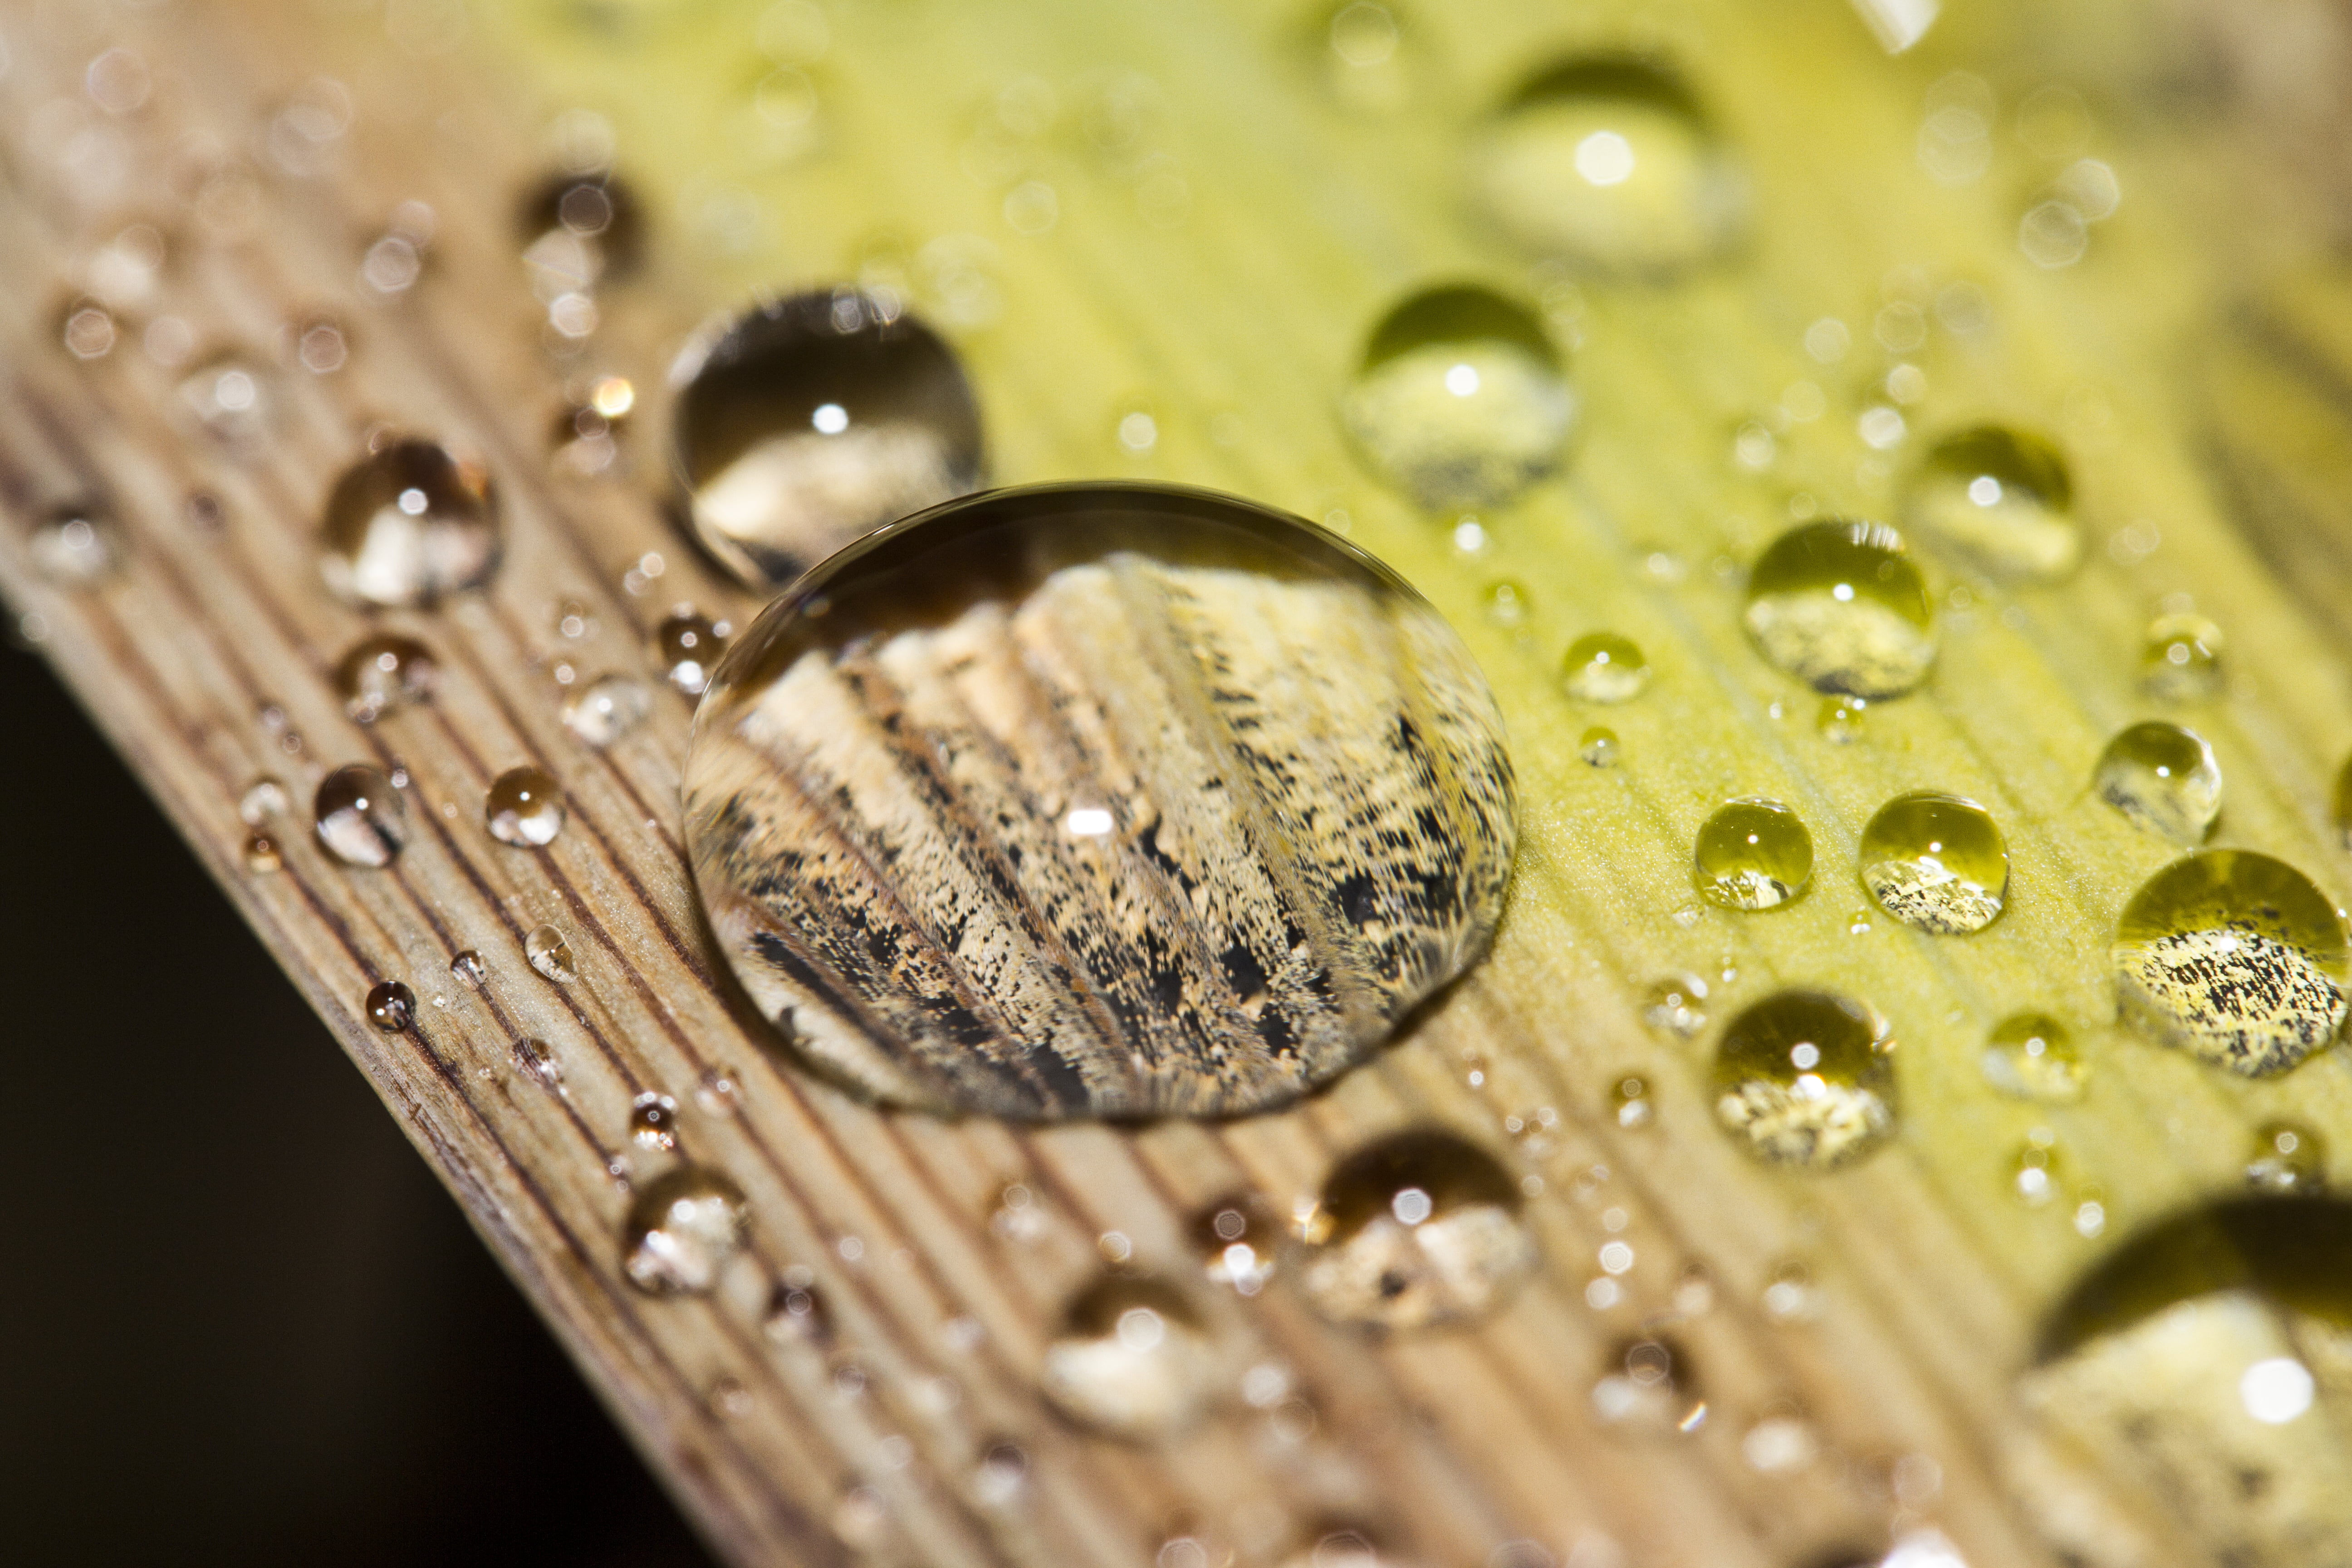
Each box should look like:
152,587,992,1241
1694,799,1812,911
562,672,654,746
1712,990,1897,1170
653,609,728,696
1590,1336,1706,1433
1760,1259,1819,1321
629,1092,680,1151
332,633,439,723
2112,850,2348,1075
1859,791,2007,933
175,351,274,449
1641,972,1708,1037
1981,1013,2087,1102
320,439,500,608
2141,613,2224,702
1561,631,1649,703
1611,1074,1653,1128
1298,1129,1536,1328
1039,1274,1217,1439
521,167,645,284
450,949,487,986
525,924,577,983
2095,721,2221,848
295,314,349,374
28,502,126,587
1481,578,1532,627
314,763,406,868
238,776,290,824
1579,725,1619,767
366,979,416,1031
763,1279,832,1345
243,831,283,872
485,765,566,847
1905,425,2078,581
970,1440,1028,1508
2247,1122,2326,1192
622,1164,750,1294
1191,1195,1279,1296
2012,1134,2064,1207
60,297,119,360
1744,520,1935,699
1340,285,1573,511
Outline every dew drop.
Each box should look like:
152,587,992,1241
1694,798,1812,911
680,483,1516,1118
1712,990,1897,1170
450,949,487,986
1191,1195,1279,1296
320,439,500,608
562,672,654,746
2141,614,2224,703
2012,1134,2064,1207
314,763,406,868
2112,850,2348,1075
1590,1336,1706,1433
1640,972,1708,1037
970,1440,1028,1508
1579,725,1619,767
622,1164,750,1294
366,979,416,1031
175,352,274,449
1339,284,1573,512
2095,721,2220,848
763,1279,832,1346
1561,632,1649,704
1743,521,1935,699
520,167,645,284
486,765,566,847
1859,791,2007,934
525,924,577,983
1297,1128,1536,1328
1039,1274,1217,1439
629,1092,680,1151
512,1035,559,1085
332,633,438,723
654,609,728,696
1611,1074,1653,1128
1904,426,2078,582
28,502,126,587
671,290,985,589
1466,55,1744,273
243,831,283,872
2247,1122,2326,1193
1981,1013,2087,1102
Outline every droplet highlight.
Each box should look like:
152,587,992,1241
654,609,728,696
2096,721,2221,848
1694,799,1812,911
320,439,500,608
1859,791,2008,934
2247,1122,2326,1193
1712,990,1897,1170
314,763,406,868
525,924,578,983
1297,1128,1536,1328
1905,425,2078,581
1744,521,1935,699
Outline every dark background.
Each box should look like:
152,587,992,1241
0,642,719,1568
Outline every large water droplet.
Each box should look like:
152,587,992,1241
1981,1012,2087,1102
1744,521,1936,699
1694,798,1813,911
315,763,406,867
2095,721,2221,848
1712,990,1897,1170
1904,425,2078,582
2113,851,2348,1075
681,483,1516,1118
1038,1274,1217,1439
1339,284,1574,511
320,439,500,608
2141,613,2225,703
563,672,654,746
1314,0,1417,113
333,633,439,723
29,502,125,587
1297,1128,1536,1328
486,765,566,847
622,1164,750,1294
1561,631,1648,703
1466,55,1744,274
671,290,985,589
1859,791,2007,934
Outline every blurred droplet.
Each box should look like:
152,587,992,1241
315,763,406,868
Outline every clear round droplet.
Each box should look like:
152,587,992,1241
629,1093,680,1151
2113,851,2348,1076
366,980,416,1031
1466,55,1744,273
314,763,406,868
1904,425,2078,582
1589,1336,1706,1433
1339,284,1574,512
28,502,126,587
1561,631,1649,703
1744,520,1936,699
1038,1274,1217,1440
175,351,274,449
1611,1074,1654,1128
1695,798,1813,911
681,483,1517,1119
2095,721,2221,848
1579,725,1619,767
671,289,985,589
333,633,439,723
239,776,291,824
1297,1128,1537,1329
320,439,500,608
2247,1121,2326,1193
654,609,728,696
525,924,578,983
486,765,566,847
563,672,654,746
450,950,487,986
1981,1012,2087,1102
243,831,284,872
1859,791,2007,934
521,168,646,283
1712,989,1897,1170
1641,972,1709,1038
1190,1195,1279,1297
2333,754,2352,853
622,1164,750,1294
2141,614,2224,703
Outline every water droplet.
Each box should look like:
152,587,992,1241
525,924,577,983
1611,1074,1653,1128
243,831,283,872
562,672,654,746
1579,725,1619,767
671,290,985,589
622,1164,750,1294
1191,1195,1279,1296
2095,721,2221,848
2012,1134,2064,1207
1859,791,2007,934
1590,1336,1706,1433
521,167,645,284
320,439,500,608
1467,56,1744,273
239,777,291,824
1712,990,1897,1170
1981,1013,2087,1102
653,609,728,696
1039,1274,1217,1439
2112,851,2348,1075
1694,799,1813,911
332,633,439,723
970,1440,1028,1508
1480,578,1532,628
2247,1122,2326,1193
1905,425,2078,581
175,352,274,449
1316,0,1415,113
450,950,487,986
1744,521,1936,699
1760,1259,1819,1321
60,297,119,360
28,502,125,587
1339,285,1573,511
1561,632,1649,703
485,765,566,847
1297,1129,1536,1328
763,1279,832,1345
366,980,416,1031
1641,972,1708,1037
629,1092,680,1151
314,763,406,868
2141,613,2225,702
681,483,1516,1118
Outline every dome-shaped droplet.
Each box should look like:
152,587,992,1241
1589,1336,1705,1432
1561,631,1649,703
1191,1195,1279,1296
1859,791,2007,934
622,1164,750,1294
333,633,439,724
1038,1274,1217,1439
2247,1122,2326,1193
1980,1012,2087,1102
486,765,565,847
671,290,985,589
1466,55,1744,274
563,672,654,746
1904,425,2078,582
365,979,416,1031
1712,990,1897,1170
681,482,1517,1119
1339,284,1574,512
525,923,577,983
654,609,729,696
1579,725,1620,767
175,351,274,450
315,763,406,868
2011,1134,2064,1207
1744,521,1936,699
2141,613,2224,703
2095,721,2221,848
244,832,283,872
1641,971,1708,1037
320,439,500,608
1297,1128,1536,1329
2112,851,2348,1076
1694,798,1812,911
28,502,125,587
520,167,646,284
